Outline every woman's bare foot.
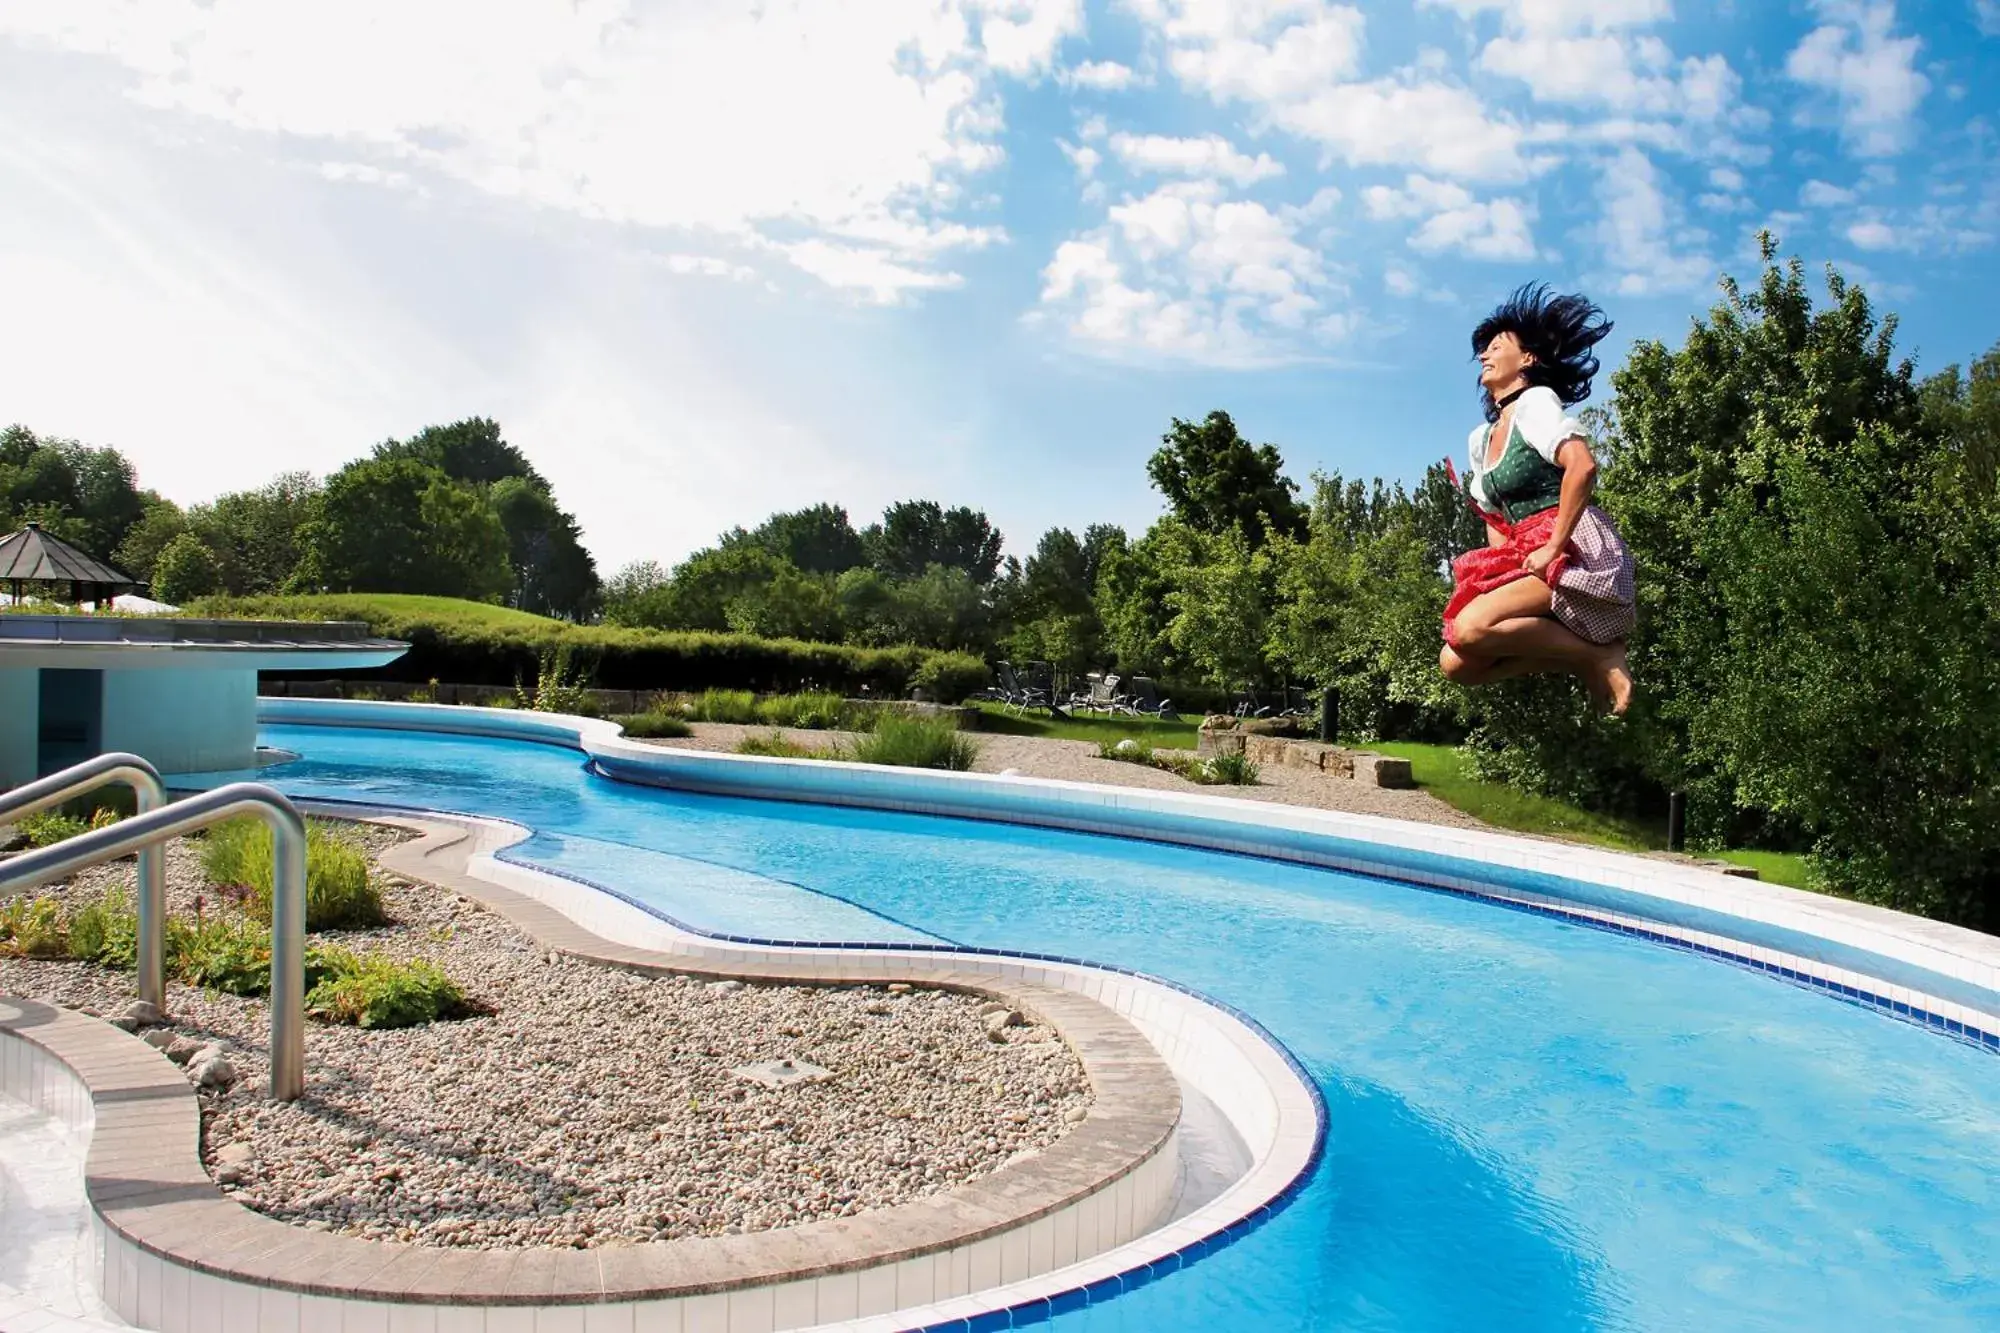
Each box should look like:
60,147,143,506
1602,643,1634,716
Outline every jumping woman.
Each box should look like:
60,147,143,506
1440,284,1636,715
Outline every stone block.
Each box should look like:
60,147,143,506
1350,753,1414,788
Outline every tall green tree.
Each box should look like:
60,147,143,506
1146,411,1305,547
296,458,512,601
377,417,599,617
724,503,868,575
489,476,600,619
186,471,322,595
0,425,149,561
864,501,1004,584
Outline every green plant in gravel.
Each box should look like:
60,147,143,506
66,890,138,968
756,690,849,729
200,818,385,930
521,643,601,716
305,945,472,1029
168,910,276,996
18,810,90,848
610,711,693,739
687,688,760,723
846,715,978,771
735,731,823,759
1096,737,1155,764
0,894,69,958
1201,749,1261,786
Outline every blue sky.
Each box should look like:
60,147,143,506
1,1,1996,573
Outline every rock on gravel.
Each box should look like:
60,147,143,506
0,824,1094,1251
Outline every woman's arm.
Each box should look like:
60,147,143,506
1523,437,1596,576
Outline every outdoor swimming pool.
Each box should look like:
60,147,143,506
198,722,2000,1331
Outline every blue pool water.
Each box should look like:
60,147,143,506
201,726,2000,1331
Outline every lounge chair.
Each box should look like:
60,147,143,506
1127,677,1176,719
1068,672,1129,714
996,662,1068,718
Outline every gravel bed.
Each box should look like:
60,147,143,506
647,722,1493,828
0,828,1091,1249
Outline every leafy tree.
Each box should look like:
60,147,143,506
724,503,868,575
151,531,223,604
1268,476,1456,741
113,497,190,584
725,564,843,642
377,418,599,616
187,471,322,595
864,501,1004,584
296,458,512,601
600,560,674,627
1093,523,1180,677
375,417,541,487
1162,524,1273,691
0,426,148,560
838,563,989,650
489,476,599,619
1146,411,1305,547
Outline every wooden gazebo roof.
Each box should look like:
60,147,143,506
0,522,142,602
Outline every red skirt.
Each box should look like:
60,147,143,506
1442,475,1637,649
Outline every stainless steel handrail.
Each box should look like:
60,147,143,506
0,753,169,1006
0,783,309,1100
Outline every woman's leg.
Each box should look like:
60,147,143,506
1447,579,1627,712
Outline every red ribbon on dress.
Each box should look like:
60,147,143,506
1440,455,1570,649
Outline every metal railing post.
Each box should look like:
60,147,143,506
0,753,169,1007
0,782,311,1101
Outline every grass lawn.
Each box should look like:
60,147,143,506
190,592,561,633
965,702,1201,749
1367,741,1815,888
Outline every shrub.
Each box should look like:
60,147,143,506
847,716,978,771
1096,737,1154,765
687,689,759,723
523,643,601,716
736,731,823,759
18,810,89,848
611,711,693,739
201,818,386,931
169,911,274,996
66,890,138,968
0,894,68,958
757,691,849,729
305,946,471,1029
910,652,991,704
187,593,981,700
1202,749,1261,786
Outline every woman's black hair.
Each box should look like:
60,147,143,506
1472,283,1613,422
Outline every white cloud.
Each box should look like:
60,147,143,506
1363,174,1535,259
1382,265,1458,303
1593,146,1713,294
1108,132,1285,184
1846,219,1900,249
1419,0,1671,33
1037,179,1352,365
974,0,1086,76
1061,59,1141,90
0,0,1051,301
1697,192,1750,213
1060,140,1104,178
1785,0,1930,156
1127,0,1546,182
1978,0,2000,37
1800,178,1857,207
1709,166,1745,191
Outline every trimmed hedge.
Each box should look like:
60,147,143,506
189,594,992,702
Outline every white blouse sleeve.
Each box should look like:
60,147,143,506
1512,387,1587,464
1465,423,1499,512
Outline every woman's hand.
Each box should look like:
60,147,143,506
1522,541,1563,580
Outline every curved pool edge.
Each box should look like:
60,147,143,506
258,697,2000,1047
1,805,1324,1333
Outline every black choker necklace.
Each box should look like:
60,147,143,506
1493,384,1530,410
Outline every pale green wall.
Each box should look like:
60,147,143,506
0,667,39,788
99,668,260,775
